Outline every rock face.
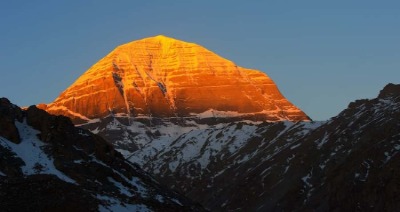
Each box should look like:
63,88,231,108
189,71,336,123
0,98,204,211
0,98,22,143
43,35,309,123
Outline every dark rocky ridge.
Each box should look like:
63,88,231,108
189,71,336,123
0,98,22,143
378,83,400,98
0,97,204,211
0,174,99,212
208,83,400,211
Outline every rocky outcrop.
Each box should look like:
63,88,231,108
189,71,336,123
378,83,400,98
43,35,309,123
0,98,205,211
0,98,22,143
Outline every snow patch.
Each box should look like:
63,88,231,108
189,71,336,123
290,143,301,150
97,195,151,212
302,174,312,187
155,195,164,203
108,177,133,197
316,132,329,149
0,120,76,184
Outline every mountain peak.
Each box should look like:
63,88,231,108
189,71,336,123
378,83,400,99
153,34,176,40
154,34,169,38
138,34,182,44
44,36,310,123
123,35,194,48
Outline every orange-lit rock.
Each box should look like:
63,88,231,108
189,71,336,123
44,35,310,122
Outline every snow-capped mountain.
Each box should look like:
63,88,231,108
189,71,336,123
0,98,204,211
33,34,399,211
39,35,309,123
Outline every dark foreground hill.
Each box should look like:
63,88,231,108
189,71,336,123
0,98,204,212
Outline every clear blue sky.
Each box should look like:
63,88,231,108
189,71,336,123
1,1,399,120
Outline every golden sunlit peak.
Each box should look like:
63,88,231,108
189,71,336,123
145,34,177,41
117,35,199,50
154,34,170,39
120,35,181,47
137,35,191,45
155,34,175,41
45,33,310,123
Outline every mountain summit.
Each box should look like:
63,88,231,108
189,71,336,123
42,35,309,122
